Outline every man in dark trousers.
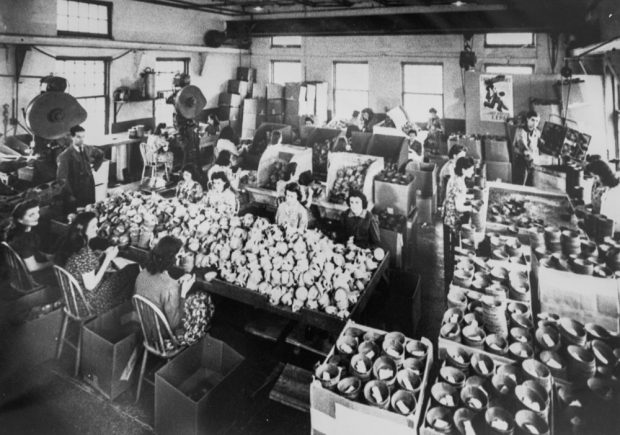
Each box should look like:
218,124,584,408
56,125,103,211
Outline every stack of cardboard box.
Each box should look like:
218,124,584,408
241,97,266,140
218,67,256,135
284,83,306,131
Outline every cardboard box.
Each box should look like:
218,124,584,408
305,84,316,113
374,179,416,217
314,82,328,124
237,67,256,82
227,80,249,97
486,161,512,183
17,166,34,181
266,114,285,124
310,321,433,435
284,83,307,101
285,100,304,116
82,301,141,400
243,98,266,116
284,114,302,129
411,163,437,197
155,336,247,435
484,137,510,162
217,106,240,122
241,128,256,140
218,93,241,107
252,85,265,99
242,113,257,131
266,83,284,100
267,99,285,116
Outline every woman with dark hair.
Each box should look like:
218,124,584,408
135,236,214,344
215,125,239,158
4,199,54,278
56,212,138,315
176,164,203,203
360,108,375,133
275,182,308,230
338,190,381,248
203,171,237,214
208,149,234,182
438,144,467,204
442,156,476,291
205,113,220,137
586,160,620,230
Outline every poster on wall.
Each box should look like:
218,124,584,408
480,74,514,122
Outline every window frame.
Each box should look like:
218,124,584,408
401,62,444,122
333,61,369,120
485,64,535,75
484,33,536,48
271,36,302,48
270,60,302,85
155,57,190,92
57,0,113,39
55,56,111,135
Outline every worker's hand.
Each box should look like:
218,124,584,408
105,245,119,260
179,273,196,297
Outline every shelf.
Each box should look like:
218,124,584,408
113,97,162,120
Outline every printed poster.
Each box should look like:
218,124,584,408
480,74,514,122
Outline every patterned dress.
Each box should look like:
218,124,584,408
275,200,308,230
64,247,137,316
442,176,468,230
176,180,204,203
203,188,238,214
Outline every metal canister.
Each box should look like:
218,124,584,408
142,67,156,99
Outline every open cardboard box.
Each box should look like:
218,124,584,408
82,300,141,400
155,335,247,435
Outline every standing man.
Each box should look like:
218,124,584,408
512,110,542,186
56,125,103,211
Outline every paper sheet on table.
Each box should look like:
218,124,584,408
112,256,136,270
335,403,412,435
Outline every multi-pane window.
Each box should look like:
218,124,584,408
155,58,189,126
271,36,302,47
55,59,107,136
485,65,534,75
402,64,443,123
271,61,302,85
485,33,535,47
57,0,111,37
334,62,369,119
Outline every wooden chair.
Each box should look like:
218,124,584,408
1,241,45,294
53,265,97,377
140,142,169,184
132,294,186,403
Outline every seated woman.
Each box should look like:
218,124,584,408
55,212,139,316
208,150,234,184
135,236,214,345
204,113,220,137
276,182,308,231
214,126,239,159
203,171,238,214
146,123,174,173
338,190,381,248
3,199,54,284
176,164,204,203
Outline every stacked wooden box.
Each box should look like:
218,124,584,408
219,67,256,135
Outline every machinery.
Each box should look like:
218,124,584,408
166,72,207,169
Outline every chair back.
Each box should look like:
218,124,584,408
53,265,95,321
132,294,183,358
1,241,41,293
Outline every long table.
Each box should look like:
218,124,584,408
49,221,389,334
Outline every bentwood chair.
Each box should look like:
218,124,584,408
53,265,97,377
132,294,186,403
1,241,45,295
140,142,169,184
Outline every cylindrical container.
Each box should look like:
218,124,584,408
543,226,561,253
349,354,373,381
440,322,462,343
566,345,596,381
372,356,397,391
462,325,486,350
485,334,510,356
514,384,549,421
396,368,422,393
383,331,406,346
491,373,517,405
515,409,550,435
336,376,362,401
439,366,467,389
390,389,417,415
590,339,615,371
471,353,495,378
584,323,613,343
485,406,516,435
364,380,390,409
559,318,587,347
521,359,552,392
454,407,476,435
382,339,405,367
405,339,428,361
460,385,488,413
446,348,471,374
538,350,566,379
142,67,156,99
509,342,534,361
358,340,379,361
561,229,582,256
431,382,460,409
336,334,358,357
535,325,561,352
315,363,341,391
426,406,454,433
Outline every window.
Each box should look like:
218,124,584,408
485,33,535,47
402,64,443,123
271,36,302,47
271,61,302,85
485,65,534,75
57,0,111,37
334,62,368,119
55,58,108,136
155,58,189,125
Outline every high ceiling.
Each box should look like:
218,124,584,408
134,0,598,39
